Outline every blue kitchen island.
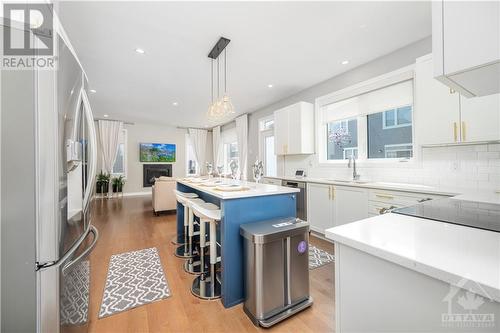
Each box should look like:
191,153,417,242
176,178,299,308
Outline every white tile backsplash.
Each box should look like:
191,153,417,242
280,143,500,191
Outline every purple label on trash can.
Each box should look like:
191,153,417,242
297,241,307,254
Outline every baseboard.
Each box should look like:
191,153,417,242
122,192,151,197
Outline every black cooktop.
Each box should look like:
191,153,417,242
392,198,500,233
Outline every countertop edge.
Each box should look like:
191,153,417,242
325,227,500,303
177,179,300,200
264,176,469,197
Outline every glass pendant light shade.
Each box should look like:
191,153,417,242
207,44,234,121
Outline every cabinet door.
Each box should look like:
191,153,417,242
334,186,368,227
307,183,334,234
274,109,288,155
415,56,461,145
442,1,499,75
287,105,302,154
460,93,500,142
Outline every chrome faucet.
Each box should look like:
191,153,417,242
348,156,360,181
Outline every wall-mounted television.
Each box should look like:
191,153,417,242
140,143,176,162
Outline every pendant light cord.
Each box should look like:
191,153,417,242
224,49,227,94
217,57,220,99
211,59,214,103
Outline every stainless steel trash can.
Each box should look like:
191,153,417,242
240,218,313,327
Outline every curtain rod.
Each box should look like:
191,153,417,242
176,126,213,132
94,118,134,125
179,113,249,131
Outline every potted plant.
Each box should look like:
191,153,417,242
112,175,125,193
96,171,110,194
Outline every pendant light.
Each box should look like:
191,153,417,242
207,37,234,121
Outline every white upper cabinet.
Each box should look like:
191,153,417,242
432,0,500,97
274,102,314,155
460,94,500,143
416,54,500,145
416,54,460,145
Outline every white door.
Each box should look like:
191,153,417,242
260,129,277,177
333,186,369,227
274,108,289,155
307,183,334,234
415,55,461,145
460,93,500,142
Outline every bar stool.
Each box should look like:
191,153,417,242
174,190,201,258
190,203,222,300
184,202,219,275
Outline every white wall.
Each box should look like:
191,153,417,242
247,37,434,179
123,123,187,194
246,36,500,192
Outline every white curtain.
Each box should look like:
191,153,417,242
98,120,123,173
212,126,222,167
235,114,248,180
188,128,208,175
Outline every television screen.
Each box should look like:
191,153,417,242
140,143,176,162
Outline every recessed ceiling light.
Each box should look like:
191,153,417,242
103,114,109,118
89,89,96,93
341,60,349,65
172,102,179,106
135,48,145,54
267,84,274,88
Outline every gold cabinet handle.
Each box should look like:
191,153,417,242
461,121,466,142
328,185,331,200
375,193,394,200
331,186,335,200
453,122,458,142
449,88,456,94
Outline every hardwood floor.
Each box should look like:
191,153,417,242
88,196,335,333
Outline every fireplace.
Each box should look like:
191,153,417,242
143,164,172,187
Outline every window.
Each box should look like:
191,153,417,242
186,134,198,175
382,106,412,129
368,106,413,159
110,129,127,177
258,116,277,176
223,142,239,174
317,69,414,163
326,118,358,160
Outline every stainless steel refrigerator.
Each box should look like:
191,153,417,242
1,23,99,333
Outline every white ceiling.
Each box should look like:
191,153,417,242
57,1,431,128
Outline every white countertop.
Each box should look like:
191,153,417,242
177,178,299,200
265,176,500,201
325,213,500,303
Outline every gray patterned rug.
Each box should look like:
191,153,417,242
309,245,335,269
99,247,171,318
61,260,89,325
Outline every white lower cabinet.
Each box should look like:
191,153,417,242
307,183,334,234
261,177,282,186
307,183,369,235
333,186,369,226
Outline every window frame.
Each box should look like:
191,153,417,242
382,106,413,130
185,134,198,176
258,115,278,177
315,65,419,167
108,128,127,178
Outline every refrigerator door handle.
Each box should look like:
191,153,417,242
81,89,97,211
36,223,92,271
63,225,98,272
